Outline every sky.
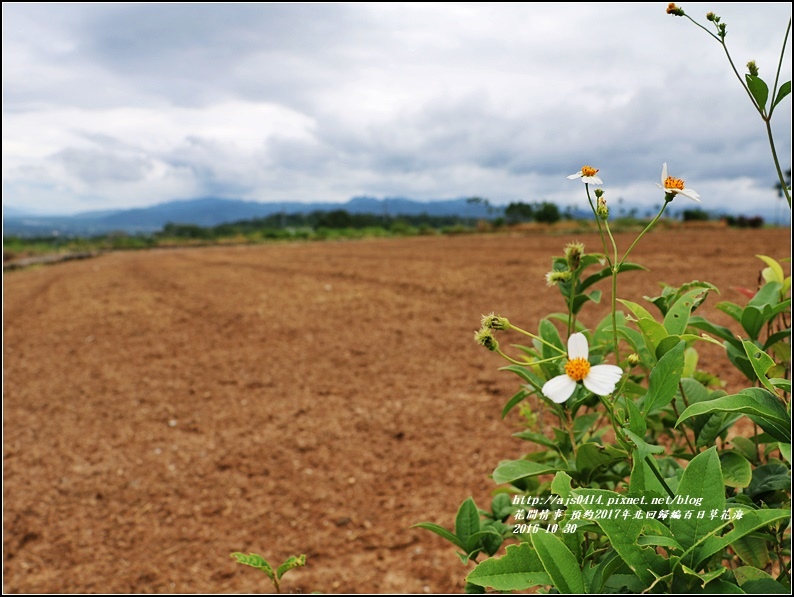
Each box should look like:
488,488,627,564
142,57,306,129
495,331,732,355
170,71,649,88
2,2,792,217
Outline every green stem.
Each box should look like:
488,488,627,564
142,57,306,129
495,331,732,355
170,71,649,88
567,268,579,338
620,201,669,266
766,118,792,208
508,324,567,354
644,455,676,498
603,219,621,361
565,408,578,458
768,19,791,119
586,186,612,266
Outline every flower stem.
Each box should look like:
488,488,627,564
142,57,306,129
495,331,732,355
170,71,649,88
508,324,567,354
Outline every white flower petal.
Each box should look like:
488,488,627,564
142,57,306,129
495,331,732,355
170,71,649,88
567,332,589,360
567,172,583,179
582,175,603,184
680,188,701,202
582,364,623,396
661,163,668,184
542,374,577,403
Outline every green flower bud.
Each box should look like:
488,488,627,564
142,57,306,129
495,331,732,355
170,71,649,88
747,61,759,77
481,313,510,331
564,241,585,270
596,196,609,220
545,270,572,287
474,328,499,351
627,353,640,367
594,188,605,199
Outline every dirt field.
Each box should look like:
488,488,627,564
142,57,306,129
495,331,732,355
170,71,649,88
3,227,790,593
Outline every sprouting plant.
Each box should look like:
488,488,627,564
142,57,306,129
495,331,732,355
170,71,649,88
230,552,306,593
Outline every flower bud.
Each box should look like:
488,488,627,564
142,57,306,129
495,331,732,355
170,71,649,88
594,188,605,199
747,60,759,77
564,241,585,270
481,313,510,331
627,353,640,367
596,196,609,220
474,328,499,351
545,270,572,287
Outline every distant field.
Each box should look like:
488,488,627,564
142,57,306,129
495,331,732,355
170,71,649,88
3,227,790,593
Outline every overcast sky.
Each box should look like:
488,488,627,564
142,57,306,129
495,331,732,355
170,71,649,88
3,2,791,216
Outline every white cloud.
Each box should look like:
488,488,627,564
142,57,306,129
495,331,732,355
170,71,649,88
2,2,791,215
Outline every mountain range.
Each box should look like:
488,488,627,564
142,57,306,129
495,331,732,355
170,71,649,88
2,196,501,237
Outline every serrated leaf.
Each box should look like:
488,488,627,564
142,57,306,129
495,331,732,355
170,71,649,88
412,522,464,549
465,542,551,591
675,388,791,443
664,288,710,335
719,451,752,488
771,80,791,109
455,498,481,551
669,447,725,565
530,529,585,594
276,554,306,580
735,566,791,593
742,340,778,393
693,509,792,570
731,535,770,568
230,552,276,583
643,340,685,415
746,74,769,110
493,460,559,485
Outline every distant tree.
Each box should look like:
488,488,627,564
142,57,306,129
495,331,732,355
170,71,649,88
504,202,534,224
682,209,710,222
533,201,561,224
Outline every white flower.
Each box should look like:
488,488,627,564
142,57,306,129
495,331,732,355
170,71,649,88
656,163,700,202
567,165,603,185
541,333,623,404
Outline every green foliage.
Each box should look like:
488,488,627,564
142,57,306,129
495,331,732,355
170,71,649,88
230,552,306,592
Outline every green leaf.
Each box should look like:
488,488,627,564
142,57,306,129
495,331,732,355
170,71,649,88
756,255,785,283
643,340,685,415
772,80,791,109
735,566,791,593
276,554,306,580
530,529,586,594
730,437,758,463
411,522,464,550
617,298,657,322
692,508,791,570
716,301,744,324
465,543,551,591
669,447,725,566
501,388,529,419
742,340,779,394
746,74,769,110
779,443,791,463
539,319,565,360
562,489,670,585
230,552,276,583
688,316,742,350
455,498,482,553
675,388,791,443
740,306,766,341
730,535,770,568
747,463,791,497
637,317,669,354
580,262,647,292
512,430,558,450
719,452,752,488
663,288,710,335
493,460,559,485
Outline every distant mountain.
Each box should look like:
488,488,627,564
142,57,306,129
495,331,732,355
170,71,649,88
2,196,500,237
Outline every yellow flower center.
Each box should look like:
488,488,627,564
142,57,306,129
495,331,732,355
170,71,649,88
565,358,591,381
581,166,599,177
664,176,685,191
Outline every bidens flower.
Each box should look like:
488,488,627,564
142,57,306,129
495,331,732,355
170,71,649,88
657,163,700,202
567,165,602,185
541,333,623,404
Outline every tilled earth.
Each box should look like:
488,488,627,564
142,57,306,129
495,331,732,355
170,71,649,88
3,227,790,593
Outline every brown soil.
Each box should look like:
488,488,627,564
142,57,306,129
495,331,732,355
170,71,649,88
3,227,790,593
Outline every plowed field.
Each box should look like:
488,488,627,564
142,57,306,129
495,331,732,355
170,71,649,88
3,227,790,593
